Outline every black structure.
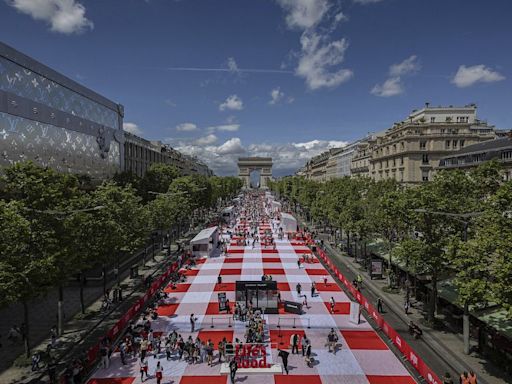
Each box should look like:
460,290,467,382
235,280,279,314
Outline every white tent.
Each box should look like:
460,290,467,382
272,201,282,212
190,226,219,258
280,213,297,233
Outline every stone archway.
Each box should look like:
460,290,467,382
237,157,273,189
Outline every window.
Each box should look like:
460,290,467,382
401,142,405,150
440,128,446,134
400,170,404,182
392,158,396,167
386,160,389,168
430,117,436,123
393,144,397,153
420,140,427,150
445,140,451,149
453,140,458,148
460,140,465,148
422,154,429,164
422,170,429,182
400,156,404,165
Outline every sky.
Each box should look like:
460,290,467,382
1,0,511,176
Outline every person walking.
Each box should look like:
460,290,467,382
327,328,339,354
460,371,470,384
190,314,197,332
404,300,410,315
139,358,148,382
305,343,312,367
296,283,302,295
329,297,336,314
468,370,477,384
291,333,299,354
311,282,316,297
377,297,384,313
301,335,309,356
154,361,163,384
278,349,289,374
229,358,238,384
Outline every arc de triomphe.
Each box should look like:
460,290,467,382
237,157,273,188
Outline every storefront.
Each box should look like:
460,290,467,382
235,280,279,314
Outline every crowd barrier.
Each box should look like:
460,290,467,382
85,259,181,371
316,247,442,384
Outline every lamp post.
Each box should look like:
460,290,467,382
412,208,483,355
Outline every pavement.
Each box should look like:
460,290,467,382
0,241,183,384
299,217,511,384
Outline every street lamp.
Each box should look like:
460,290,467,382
412,208,483,355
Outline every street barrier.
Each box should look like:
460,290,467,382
316,247,442,384
84,260,180,370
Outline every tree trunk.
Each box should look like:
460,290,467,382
58,285,64,336
102,265,107,296
22,300,30,358
463,301,470,354
347,231,351,256
79,272,85,314
388,239,393,287
427,271,438,324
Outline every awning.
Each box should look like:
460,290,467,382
190,226,218,244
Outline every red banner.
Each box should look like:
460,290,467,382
315,245,441,384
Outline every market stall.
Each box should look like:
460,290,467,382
190,226,219,258
280,212,297,233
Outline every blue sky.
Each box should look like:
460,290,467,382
1,0,511,175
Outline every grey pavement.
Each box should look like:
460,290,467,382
301,217,511,384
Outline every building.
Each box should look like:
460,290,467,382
351,134,379,178
307,150,331,182
0,41,124,179
124,132,213,178
438,136,512,181
327,140,361,179
325,147,344,179
369,103,497,183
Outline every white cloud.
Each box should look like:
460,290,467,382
353,0,384,4
176,123,198,132
334,11,348,23
371,55,420,97
227,57,239,73
123,122,142,136
276,0,330,30
269,87,285,105
452,64,505,88
207,124,240,133
219,95,244,111
9,0,93,34
217,138,245,155
194,134,218,146
166,136,348,176
389,55,420,77
165,99,177,107
296,32,353,90
371,77,403,97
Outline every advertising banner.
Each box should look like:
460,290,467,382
370,259,383,279
218,292,227,311
349,301,360,324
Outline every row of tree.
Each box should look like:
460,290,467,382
269,161,512,326
0,161,243,356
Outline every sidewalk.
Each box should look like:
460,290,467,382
318,238,511,384
0,246,175,384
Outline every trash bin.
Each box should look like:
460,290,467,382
130,266,138,279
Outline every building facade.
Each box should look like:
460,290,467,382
124,132,213,178
438,136,512,181
0,42,124,179
351,134,378,178
368,104,496,183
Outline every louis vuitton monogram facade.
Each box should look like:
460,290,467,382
0,42,124,179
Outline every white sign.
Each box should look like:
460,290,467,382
349,301,360,324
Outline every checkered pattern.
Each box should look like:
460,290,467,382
89,206,416,384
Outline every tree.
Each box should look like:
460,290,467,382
141,164,180,201
0,200,56,357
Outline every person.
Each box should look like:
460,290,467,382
305,343,312,367
356,274,363,290
31,351,41,371
404,300,410,315
297,259,301,269
377,297,384,313
100,344,109,369
154,361,163,384
229,358,238,384
291,333,299,354
301,335,309,356
278,349,289,374
190,314,196,332
468,370,477,384
442,372,454,384
302,295,308,308
47,358,57,384
327,328,339,354
329,297,336,314
460,371,469,384
139,358,148,382
311,282,316,297
296,283,302,295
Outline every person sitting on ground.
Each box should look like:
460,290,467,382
408,321,423,339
